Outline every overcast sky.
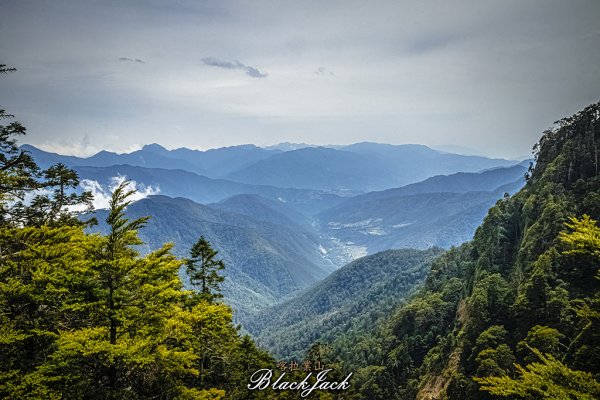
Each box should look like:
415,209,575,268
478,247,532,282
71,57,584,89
0,0,599,158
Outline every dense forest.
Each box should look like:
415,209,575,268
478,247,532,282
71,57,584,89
0,65,278,399
327,102,600,399
246,248,444,362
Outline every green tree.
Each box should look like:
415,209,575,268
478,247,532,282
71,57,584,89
22,182,200,399
0,65,39,223
559,214,600,373
0,66,92,228
16,163,95,227
560,214,600,268
0,64,272,400
0,225,101,398
517,325,565,364
475,348,600,399
186,236,225,303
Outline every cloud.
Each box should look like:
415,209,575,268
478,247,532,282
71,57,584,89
201,57,267,78
3,1,600,159
119,57,145,63
80,175,160,210
314,66,334,76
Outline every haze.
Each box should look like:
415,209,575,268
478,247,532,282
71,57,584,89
0,0,599,158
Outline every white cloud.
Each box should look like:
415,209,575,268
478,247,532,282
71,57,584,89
80,176,160,210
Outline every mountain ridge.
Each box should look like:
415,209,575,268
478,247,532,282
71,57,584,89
23,142,518,193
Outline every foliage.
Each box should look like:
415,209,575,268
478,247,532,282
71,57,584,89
0,67,273,399
305,102,600,399
475,348,600,399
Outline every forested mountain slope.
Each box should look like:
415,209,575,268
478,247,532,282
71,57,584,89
341,102,600,399
91,195,339,318
244,248,444,361
211,193,315,233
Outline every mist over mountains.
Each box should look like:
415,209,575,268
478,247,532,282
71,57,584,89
23,141,528,318
23,142,518,193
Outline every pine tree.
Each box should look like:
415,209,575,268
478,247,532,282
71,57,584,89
185,237,225,303
13,181,200,399
0,65,39,224
0,65,273,400
0,224,101,398
17,163,95,227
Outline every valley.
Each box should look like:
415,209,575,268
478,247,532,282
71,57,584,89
24,141,527,321
10,105,600,400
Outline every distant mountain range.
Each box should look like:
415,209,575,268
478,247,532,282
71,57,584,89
22,142,520,193
225,143,518,192
72,164,345,216
26,141,529,318
317,164,527,252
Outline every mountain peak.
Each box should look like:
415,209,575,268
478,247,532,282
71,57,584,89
142,143,168,153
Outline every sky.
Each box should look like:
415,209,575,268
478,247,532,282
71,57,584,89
0,0,599,159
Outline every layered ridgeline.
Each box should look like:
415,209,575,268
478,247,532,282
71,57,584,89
72,164,345,216
84,164,526,319
22,142,528,324
317,164,527,252
277,102,599,399
22,142,516,194
225,144,516,192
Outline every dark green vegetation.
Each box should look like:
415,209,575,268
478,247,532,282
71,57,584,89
272,102,599,399
245,248,444,362
1,67,275,399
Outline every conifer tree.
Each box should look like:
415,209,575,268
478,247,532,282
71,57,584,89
17,162,95,227
48,180,198,399
0,65,39,224
0,64,273,400
185,236,225,303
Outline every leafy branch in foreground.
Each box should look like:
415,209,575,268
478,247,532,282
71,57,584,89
474,347,600,400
